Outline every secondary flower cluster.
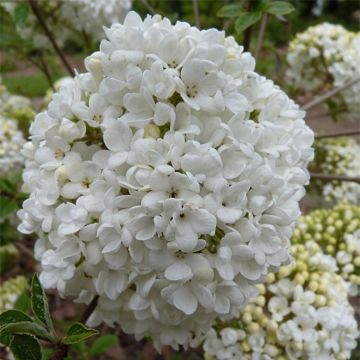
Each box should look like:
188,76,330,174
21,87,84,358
18,12,313,349
309,137,360,204
0,276,28,313
0,116,25,175
61,0,132,40
0,1,68,49
204,241,359,360
287,23,360,116
1,0,131,49
0,80,35,128
293,203,360,295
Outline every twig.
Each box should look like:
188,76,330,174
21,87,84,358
223,18,234,31
301,75,360,111
28,0,74,76
49,296,99,360
254,13,267,58
243,1,254,52
243,25,253,52
80,295,99,323
15,240,34,259
192,0,201,29
315,129,360,139
37,52,55,90
310,173,360,183
141,0,156,15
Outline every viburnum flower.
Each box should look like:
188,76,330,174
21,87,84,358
309,137,360,204
204,241,359,360
293,203,360,295
18,12,313,349
287,23,360,118
0,116,25,175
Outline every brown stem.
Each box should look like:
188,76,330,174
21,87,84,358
301,75,360,111
243,25,253,52
141,0,156,15
310,172,360,183
15,240,34,259
315,130,360,139
192,0,201,28
242,1,253,52
254,13,267,58
49,344,69,360
49,296,99,360
81,30,93,54
37,52,55,90
28,0,74,76
80,295,99,323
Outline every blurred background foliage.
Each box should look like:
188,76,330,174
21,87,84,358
1,0,359,99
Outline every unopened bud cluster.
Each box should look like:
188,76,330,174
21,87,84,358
293,203,360,295
204,241,359,359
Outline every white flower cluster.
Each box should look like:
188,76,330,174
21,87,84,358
0,276,28,313
309,137,360,204
18,12,313,349
287,23,360,115
294,203,360,295
204,241,359,360
61,0,132,40
42,77,76,108
0,116,25,175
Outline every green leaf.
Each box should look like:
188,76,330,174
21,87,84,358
0,310,33,346
31,274,53,331
63,323,98,345
8,333,42,360
256,0,271,12
90,335,118,356
235,11,262,33
14,292,31,313
217,4,245,18
0,310,33,327
14,4,30,27
0,177,16,193
266,1,294,15
0,198,18,218
0,321,53,342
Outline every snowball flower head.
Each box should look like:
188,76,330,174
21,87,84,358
204,241,359,359
18,12,313,350
293,203,360,295
287,23,360,116
0,116,25,175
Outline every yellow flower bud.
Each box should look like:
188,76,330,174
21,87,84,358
242,313,252,324
315,295,326,307
144,124,161,139
241,340,250,352
248,322,260,333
